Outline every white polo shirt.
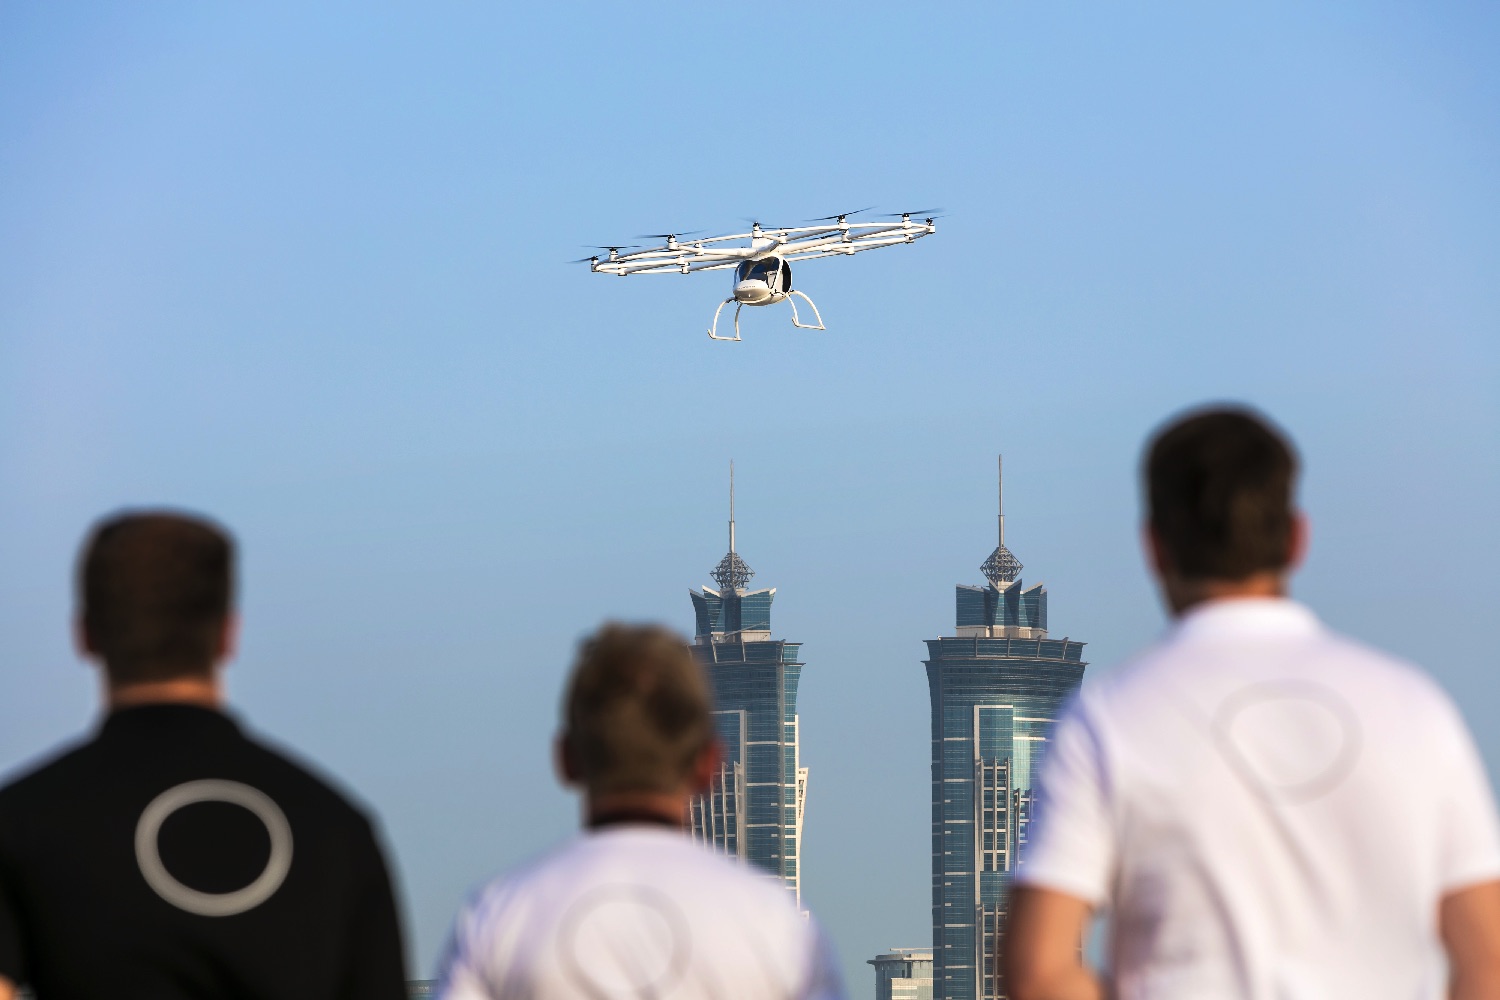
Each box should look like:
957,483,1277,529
1021,598,1500,1000
436,824,844,1000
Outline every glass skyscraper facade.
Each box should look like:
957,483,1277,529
869,948,935,1000
688,469,809,904
924,459,1087,1000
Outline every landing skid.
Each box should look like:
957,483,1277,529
707,297,741,342
706,291,828,342
787,290,825,331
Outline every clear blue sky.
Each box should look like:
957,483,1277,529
2,2,1497,990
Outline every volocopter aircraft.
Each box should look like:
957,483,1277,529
574,209,939,341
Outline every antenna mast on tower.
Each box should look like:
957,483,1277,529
981,453,1023,587
998,454,1005,547
711,460,754,593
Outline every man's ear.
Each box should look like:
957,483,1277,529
556,733,581,787
689,739,721,795
1286,511,1309,572
74,616,98,661
1144,523,1172,579
216,614,241,666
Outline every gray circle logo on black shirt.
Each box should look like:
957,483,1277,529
135,779,294,917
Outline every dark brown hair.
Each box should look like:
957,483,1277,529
78,511,235,684
1145,406,1299,580
563,623,713,795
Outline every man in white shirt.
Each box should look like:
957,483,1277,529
1003,407,1500,1000
436,623,844,1000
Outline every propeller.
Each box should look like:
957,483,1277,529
883,208,945,219
636,230,705,240
808,206,876,222
739,217,789,231
570,244,638,264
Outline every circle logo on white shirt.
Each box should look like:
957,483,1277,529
134,779,294,917
559,885,690,999
1213,680,1363,803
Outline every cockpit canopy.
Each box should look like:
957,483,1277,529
734,257,792,292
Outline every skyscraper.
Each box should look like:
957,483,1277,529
924,458,1088,1000
688,464,810,905
869,948,935,1000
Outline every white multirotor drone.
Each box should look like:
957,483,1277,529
575,209,939,341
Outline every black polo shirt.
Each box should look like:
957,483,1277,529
0,705,406,999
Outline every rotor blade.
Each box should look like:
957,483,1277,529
882,208,945,218
739,217,791,229
583,244,640,251
567,255,601,264
635,230,705,240
807,206,876,222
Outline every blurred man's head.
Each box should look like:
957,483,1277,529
560,623,715,807
78,511,236,687
1144,406,1303,611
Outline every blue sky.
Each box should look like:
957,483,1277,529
2,2,1498,989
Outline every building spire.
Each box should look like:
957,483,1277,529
981,453,1023,587
998,453,1005,547
711,460,754,593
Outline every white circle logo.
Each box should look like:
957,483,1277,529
1213,681,1363,803
560,885,690,999
134,779,294,917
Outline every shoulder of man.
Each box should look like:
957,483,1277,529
442,835,831,998
1075,617,1473,756
464,831,808,928
0,730,103,815
1061,642,1164,721
1307,625,1455,687
0,715,381,845
450,834,824,981
231,722,380,830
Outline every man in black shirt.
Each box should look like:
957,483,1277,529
0,511,407,999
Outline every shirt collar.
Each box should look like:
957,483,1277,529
587,809,685,832
99,703,242,738
1168,596,1322,643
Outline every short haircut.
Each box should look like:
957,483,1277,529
1145,406,1299,580
78,511,235,684
563,623,713,796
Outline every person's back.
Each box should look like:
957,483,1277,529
1004,408,1500,1000
1058,601,1493,996
446,826,826,998
437,623,842,1000
0,512,406,1000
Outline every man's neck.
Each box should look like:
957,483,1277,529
584,790,689,830
107,676,223,711
1164,571,1286,617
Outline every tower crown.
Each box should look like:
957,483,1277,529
980,546,1022,587
710,460,755,594
959,455,1045,638
692,462,773,643
711,551,754,593
980,454,1023,586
